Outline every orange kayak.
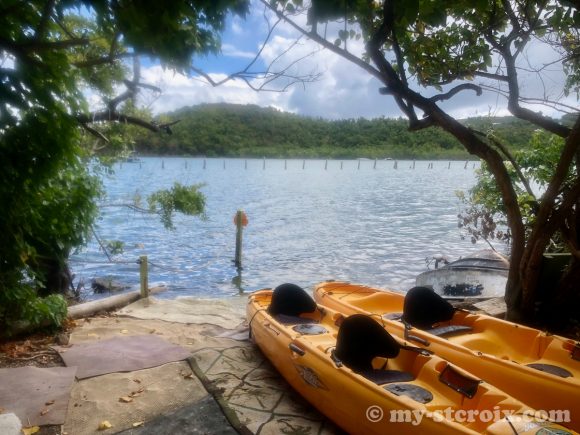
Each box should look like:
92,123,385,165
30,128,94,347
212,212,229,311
248,284,577,434
314,281,580,431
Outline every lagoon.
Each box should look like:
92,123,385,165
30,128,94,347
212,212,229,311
71,157,481,300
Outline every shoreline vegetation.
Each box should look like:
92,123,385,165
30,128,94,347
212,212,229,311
134,103,540,160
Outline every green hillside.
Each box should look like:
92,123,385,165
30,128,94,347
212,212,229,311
136,103,539,159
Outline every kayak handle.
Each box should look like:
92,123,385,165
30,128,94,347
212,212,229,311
289,343,306,356
404,321,431,347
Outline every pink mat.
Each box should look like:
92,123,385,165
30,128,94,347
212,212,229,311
0,366,77,426
54,335,191,379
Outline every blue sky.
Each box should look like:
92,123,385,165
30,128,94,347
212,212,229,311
136,2,573,121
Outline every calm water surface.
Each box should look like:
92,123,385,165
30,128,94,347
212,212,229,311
71,158,481,300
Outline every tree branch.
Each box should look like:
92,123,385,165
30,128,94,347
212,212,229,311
429,83,482,102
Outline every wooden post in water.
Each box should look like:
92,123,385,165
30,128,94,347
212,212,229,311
464,160,468,169
374,159,377,169
394,160,398,169
325,160,328,170
245,160,248,169
162,160,165,169
340,161,343,170
413,160,416,169
357,160,360,170
139,255,149,298
448,161,451,169
223,160,226,169
234,210,248,269
185,160,188,169
263,157,266,170
303,160,306,169
203,159,206,169
285,160,287,170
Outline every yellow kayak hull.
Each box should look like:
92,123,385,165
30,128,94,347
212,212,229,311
314,281,580,431
248,289,577,434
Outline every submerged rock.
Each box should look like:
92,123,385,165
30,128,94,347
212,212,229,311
91,278,129,294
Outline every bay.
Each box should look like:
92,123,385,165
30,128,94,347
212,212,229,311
71,157,482,300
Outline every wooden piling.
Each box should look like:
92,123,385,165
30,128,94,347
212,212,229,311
139,255,149,298
374,159,377,169
448,161,451,169
285,160,287,170
245,160,248,169
234,210,247,269
394,160,398,169
303,160,306,169
203,159,206,169
340,161,343,170
162,160,164,169
357,160,361,170
263,157,266,170
325,160,328,170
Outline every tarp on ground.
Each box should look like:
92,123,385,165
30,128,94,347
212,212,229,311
0,366,77,426
54,335,191,379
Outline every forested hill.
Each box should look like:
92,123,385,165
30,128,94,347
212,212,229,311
136,103,539,159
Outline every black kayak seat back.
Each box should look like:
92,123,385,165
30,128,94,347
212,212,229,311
268,283,317,318
335,314,401,373
403,286,456,329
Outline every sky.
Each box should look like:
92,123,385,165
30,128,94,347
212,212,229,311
137,2,575,121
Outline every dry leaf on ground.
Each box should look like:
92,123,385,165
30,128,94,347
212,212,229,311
98,420,113,430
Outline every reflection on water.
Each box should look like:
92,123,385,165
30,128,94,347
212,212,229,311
72,157,481,300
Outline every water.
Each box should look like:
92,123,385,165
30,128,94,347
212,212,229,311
71,157,481,300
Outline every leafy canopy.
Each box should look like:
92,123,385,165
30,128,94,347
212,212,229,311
0,0,248,335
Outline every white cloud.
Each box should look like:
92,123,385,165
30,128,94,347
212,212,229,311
139,7,575,121
221,44,258,59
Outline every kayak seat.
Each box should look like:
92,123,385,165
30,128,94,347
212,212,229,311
384,383,433,404
403,286,455,329
383,312,403,321
335,315,408,381
526,363,573,378
360,369,414,385
273,314,317,325
268,283,318,324
428,325,473,337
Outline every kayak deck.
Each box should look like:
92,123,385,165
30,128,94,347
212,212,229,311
314,281,580,430
248,287,578,434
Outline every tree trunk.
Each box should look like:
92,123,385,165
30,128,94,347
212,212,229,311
37,256,73,298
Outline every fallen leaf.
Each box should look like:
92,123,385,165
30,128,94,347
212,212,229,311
149,329,156,334
182,373,194,379
119,396,133,403
40,409,49,416
88,333,99,338
22,426,40,435
98,421,113,430
129,387,145,397
132,421,145,428
132,379,141,384
120,329,129,334
45,400,55,406
187,342,194,345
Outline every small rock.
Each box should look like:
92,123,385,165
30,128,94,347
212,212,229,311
92,278,129,294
